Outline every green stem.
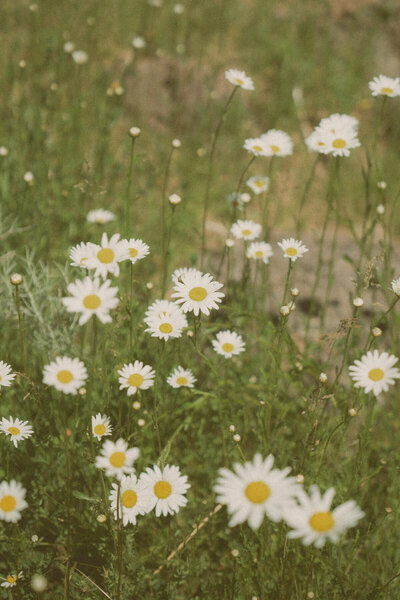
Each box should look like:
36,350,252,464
116,482,122,600
15,286,27,373
161,147,175,292
125,137,137,237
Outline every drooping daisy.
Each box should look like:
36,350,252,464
172,271,224,317
284,486,364,548
260,130,293,157
167,366,197,389
348,350,400,397
214,454,298,530
0,480,28,522
42,356,87,395
121,238,150,264
69,242,93,269
109,474,151,525
91,413,112,441
86,209,116,224
246,241,274,264
0,417,33,448
144,309,188,341
225,69,254,91
171,267,202,285
118,361,155,396
140,464,190,517
85,233,128,278
95,439,139,479
278,238,308,262
0,361,15,387
368,75,400,98
243,137,269,157
212,330,245,359
391,277,400,296
230,219,262,241
62,276,119,325
1,571,23,588
246,176,270,195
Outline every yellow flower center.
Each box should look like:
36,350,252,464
255,250,263,258
0,495,17,512
368,368,384,382
94,424,106,436
253,145,262,152
222,342,234,353
381,87,393,94
242,229,251,236
245,481,271,504
285,247,298,256
7,576,17,584
97,248,115,264
83,294,101,309
332,138,346,149
128,373,144,388
189,286,207,301
234,78,244,85
121,489,137,508
0,375,2,382
154,480,172,499
109,451,126,468
8,427,20,436
57,369,73,384
159,323,173,334
176,376,188,386
129,247,138,257
255,181,264,187
270,145,280,153
309,511,335,532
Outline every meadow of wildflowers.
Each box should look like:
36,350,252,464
1,0,400,598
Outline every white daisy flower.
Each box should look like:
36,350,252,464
277,238,308,262
171,267,202,285
109,474,151,526
145,299,182,319
69,242,93,269
118,361,155,396
230,219,262,241
120,238,150,264
0,417,33,448
140,464,190,517
319,127,360,157
62,276,119,325
214,454,298,530
284,486,364,548
260,129,293,157
246,176,270,195
0,361,15,387
212,330,246,359
144,309,188,341
391,277,400,296
226,192,244,210
42,356,88,395
368,75,400,98
91,413,112,441
1,571,23,588
72,50,88,64
243,137,269,157
305,129,329,154
246,241,274,264
86,209,116,224
95,438,139,479
85,233,128,279
167,366,197,388
0,480,28,522
317,113,359,134
172,271,224,317
348,350,400,397
225,69,254,91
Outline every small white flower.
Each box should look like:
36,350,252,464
212,330,245,359
0,480,28,522
305,129,328,154
120,238,150,264
132,36,146,49
368,75,400,98
317,113,359,134
246,176,269,195
243,137,269,157
24,171,34,184
246,241,273,264
171,267,203,285
140,464,190,517
0,146,9,156
0,361,15,387
284,486,364,548
62,276,119,325
172,271,224,317
63,41,75,53
43,356,88,395
86,209,115,224
391,277,400,296
226,192,244,210
85,233,129,279
145,299,182,319
169,193,182,205
118,361,155,396
72,50,88,64
69,242,93,268
167,366,196,388
231,219,262,241
109,475,151,526
319,127,360,157
225,69,254,91
1,571,24,588
0,417,33,448
349,350,400,397
91,413,112,441
260,129,293,157
96,439,139,480
277,238,308,262
144,308,188,341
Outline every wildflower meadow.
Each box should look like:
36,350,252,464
1,1,400,598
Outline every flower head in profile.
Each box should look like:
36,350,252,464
172,271,224,317
95,439,139,479
121,238,150,264
1,571,23,588
278,238,308,262
85,233,129,278
167,366,196,389
246,241,273,264
43,356,87,395
140,464,190,517
91,413,112,441
0,480,28,522
86,209,115,224
62,276,119,324
225,69,254,91
231,219,262,241
171,267,202,285
212,330,245,359
109,474,151,526
214,454,298,530
0,361,15,388
284,485,364,548
369,75,400,98
246,176,270,195
118,361,155,396
0,417,33,448
260,130,293,157
391,277,400,296
348,350,400,396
